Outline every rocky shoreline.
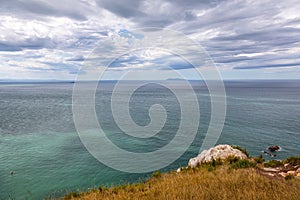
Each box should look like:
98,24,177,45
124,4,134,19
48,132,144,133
177,144,300,179
65,144,300,199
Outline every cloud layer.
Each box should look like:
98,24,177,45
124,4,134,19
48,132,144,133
0,0,300,80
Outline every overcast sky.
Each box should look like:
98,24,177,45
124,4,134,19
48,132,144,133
0,0,300,80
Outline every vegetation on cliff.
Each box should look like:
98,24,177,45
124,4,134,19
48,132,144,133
64,154,300,200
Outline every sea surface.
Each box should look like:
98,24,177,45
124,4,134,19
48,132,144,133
0,80,299,199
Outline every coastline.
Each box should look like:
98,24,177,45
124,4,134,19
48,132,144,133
63,145,300,200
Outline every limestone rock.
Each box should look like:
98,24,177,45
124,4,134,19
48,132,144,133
263,167,280,172
188,144,248,168
284,163,289,168
279,172,287,177
287,171,296,175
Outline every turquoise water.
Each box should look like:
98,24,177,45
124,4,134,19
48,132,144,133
0,81,299,199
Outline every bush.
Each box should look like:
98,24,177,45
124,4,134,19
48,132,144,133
283,156,300,166
231,145,249,157
264,160,283,168
230,159,256,169
199,158,223,172
226,156,240,164
254,155,265,164
211,158,223,167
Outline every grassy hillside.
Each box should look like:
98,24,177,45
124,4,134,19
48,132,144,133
64,160,300,200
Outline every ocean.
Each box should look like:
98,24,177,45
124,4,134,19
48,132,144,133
0,80,299,199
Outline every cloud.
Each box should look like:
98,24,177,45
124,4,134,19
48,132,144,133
234,63,300,70
66,55,85,62
96,0,144,18
0,0,88,21
0,36,56,51
0,0,300,80
28,61,80,75
0,43,22,51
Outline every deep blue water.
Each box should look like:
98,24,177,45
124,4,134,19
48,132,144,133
0,80,299,199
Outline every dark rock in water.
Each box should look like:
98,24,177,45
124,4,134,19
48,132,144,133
264,151,276,157
10,171,14,175
268,145,280,152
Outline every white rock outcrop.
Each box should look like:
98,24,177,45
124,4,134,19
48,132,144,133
188,144,248,168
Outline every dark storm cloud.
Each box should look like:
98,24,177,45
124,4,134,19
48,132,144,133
0,37,56,51
95,0,226,28
0,43,22,51
0,0,87,20
95,0,143,18
95,0,177,27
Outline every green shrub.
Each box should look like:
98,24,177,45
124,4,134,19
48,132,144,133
254,155,265,164
211,158,223,167
230,159,256,169
226,156,240,164
264,160,283,168
231,145,249,157
199,158,223,172
283,156,300,166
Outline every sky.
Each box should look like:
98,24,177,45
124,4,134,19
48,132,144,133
0,0,300,80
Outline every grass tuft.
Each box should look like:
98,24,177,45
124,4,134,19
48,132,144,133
254,155,265,164
283,156,300,166
230,159,257,169
264,160,283,168
231,145,249,157
65,164,300,200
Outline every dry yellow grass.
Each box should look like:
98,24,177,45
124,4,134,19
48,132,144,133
64,165,300,200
